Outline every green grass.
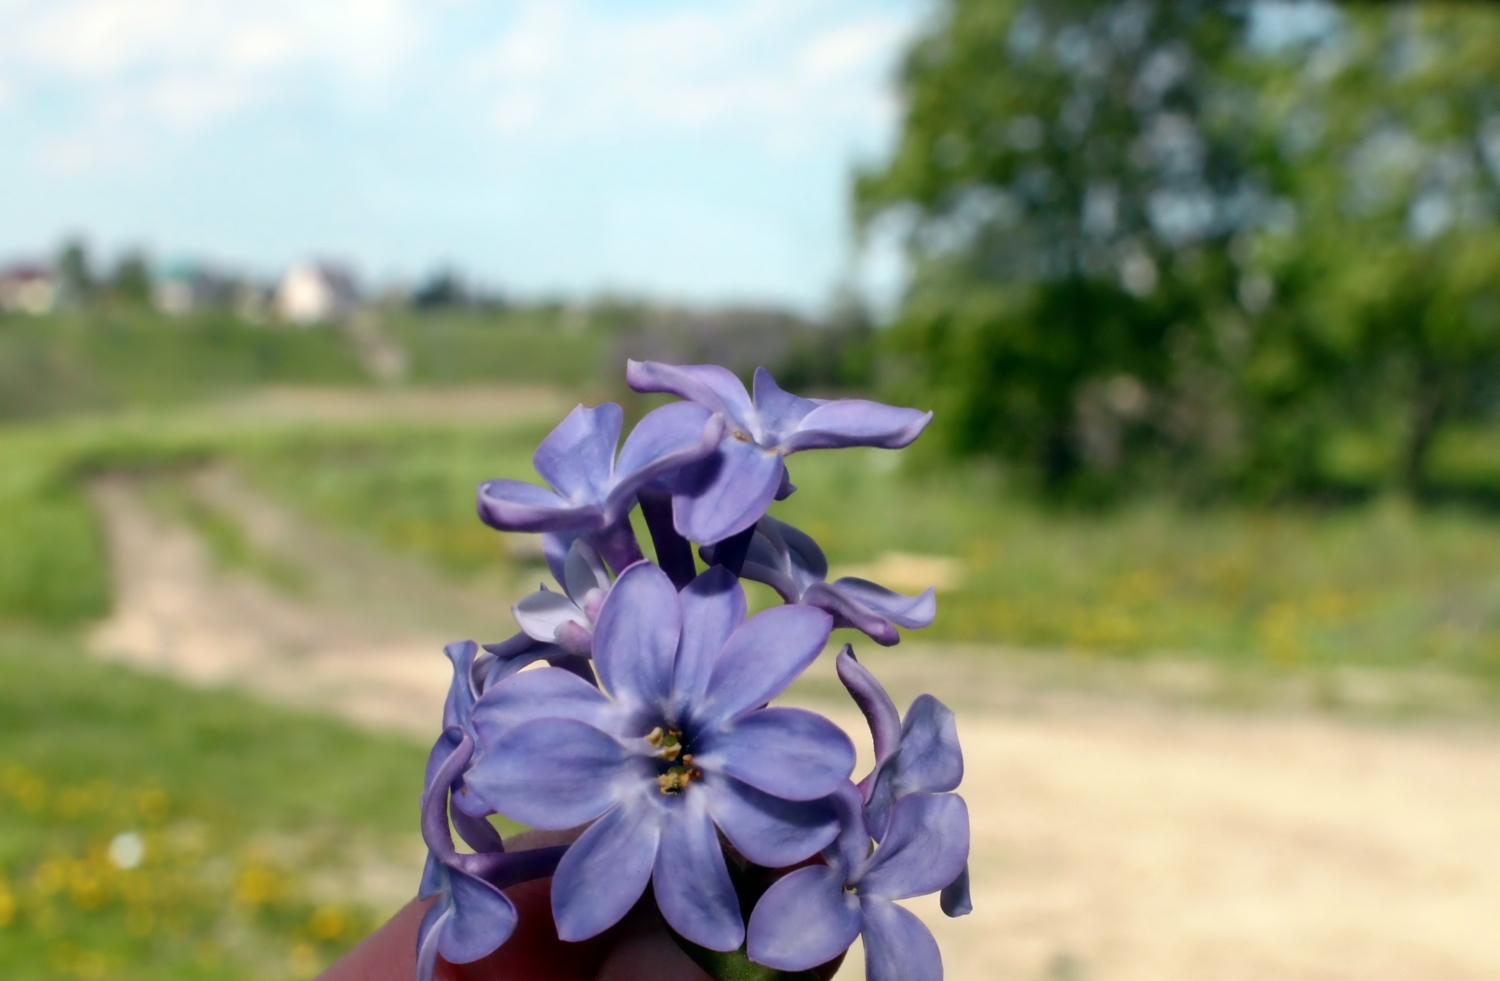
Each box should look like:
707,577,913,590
0,306,620,425
6,395,1500,681
3,379,1500,979
234,423,547,580
231,429,1500,682
0,630,432,980
0,310,370,421
775,451,1500,678
384,308,612,387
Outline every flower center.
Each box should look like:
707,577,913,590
646,726,702,795
731,429,753,443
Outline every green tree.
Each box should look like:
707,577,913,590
55,238,94,306
859,0,1256,495
1246,4,1500,495
108,250,155,307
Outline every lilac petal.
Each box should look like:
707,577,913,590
745,864,861,973
592,561,682,710
513,588,589,644
465,718,632,829
866,695,963,838
833,579,937,630
859,793,969,901
543,531,583,591
626,360,756,430
827,780,874,878
672,437,785,544
422,729,474,865
742,526,788,573
652,791,744,951
416,900,447,981
774,464,797,500
562,537,610,604
780,400,933,454
860,897,943,981
698,605,832,726
802,581,901,647
607,402,726,523
440,868,518,964
553,620,594,657
442,639,481,731
472,667,617,741
772,517,829,583
697,707,854,801
835,646,902,774
551,795,662,942
751,367,820,444
419,851,444,901
451,808,506,855
893,696,964,792
546,653,600,686
704,775,839,867
477,479,598,533
476,636,571,702
671,566,746,712
532,403,623,503
940,864,973,917
425,640,482,790
701,529,799,602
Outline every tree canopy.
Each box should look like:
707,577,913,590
861,0,1500,500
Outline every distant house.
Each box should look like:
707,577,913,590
274,262,360,325
0,263,58,315
153,262,234,316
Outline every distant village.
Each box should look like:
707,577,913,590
0,243,480,325
0,242,870,387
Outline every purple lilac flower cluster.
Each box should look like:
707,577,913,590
417,361,971,981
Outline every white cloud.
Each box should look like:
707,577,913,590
472,0,911,152
0,0,915,173
0,0,423,170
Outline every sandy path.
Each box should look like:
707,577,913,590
87,478,1500,981
88,472,479,737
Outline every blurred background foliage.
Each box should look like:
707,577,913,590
859,0,1500,503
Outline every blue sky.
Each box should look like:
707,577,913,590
0,0,927,310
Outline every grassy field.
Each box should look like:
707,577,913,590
231,425,1500,682
7,398,1500,679
0,629,428,980
4,319,1500,976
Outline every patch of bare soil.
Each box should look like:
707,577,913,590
796,650,1500,981
88,469,513,737
88,479,1500,981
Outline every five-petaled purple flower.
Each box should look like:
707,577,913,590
477,400,724,569
415,362,967,981
466,562,854,951
837,645,971,917
627,361,932,544
746,785,969,981
704,516,937,646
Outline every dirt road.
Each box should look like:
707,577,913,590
88,474,1500,981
